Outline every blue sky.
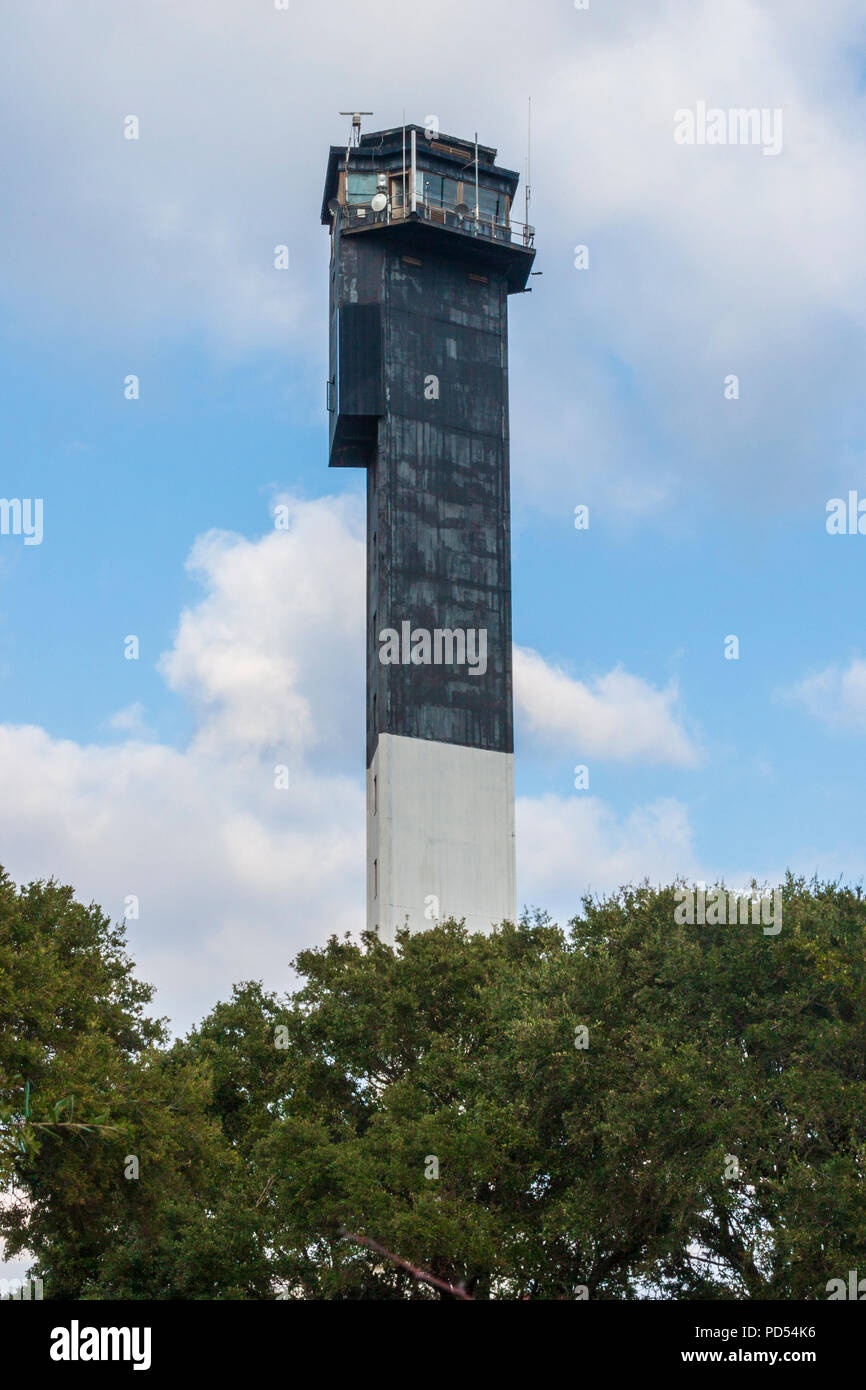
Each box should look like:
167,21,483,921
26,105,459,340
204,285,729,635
1,0,866,1040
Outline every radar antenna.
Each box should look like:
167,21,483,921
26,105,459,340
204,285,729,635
339,111,373,148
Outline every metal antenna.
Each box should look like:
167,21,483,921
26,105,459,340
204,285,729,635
525,96,532,229
339,111,373,177
339,111,373,146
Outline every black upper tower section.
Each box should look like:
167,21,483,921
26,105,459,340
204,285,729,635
324,124,534,764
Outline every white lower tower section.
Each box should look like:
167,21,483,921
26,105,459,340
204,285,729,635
367,733,516,942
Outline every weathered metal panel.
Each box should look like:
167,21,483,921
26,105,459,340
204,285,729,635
365,242,513,765
337,303,384,417
328,226,386,466
386,307,504,437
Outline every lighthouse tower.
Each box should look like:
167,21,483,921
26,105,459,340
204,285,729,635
322,121,535,941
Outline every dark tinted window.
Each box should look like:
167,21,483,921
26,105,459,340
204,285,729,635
476,185,502,220
418,171,460,209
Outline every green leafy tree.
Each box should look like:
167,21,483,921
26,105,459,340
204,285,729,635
3,869,865,1299
185,876,866,1298
0,870,266,1299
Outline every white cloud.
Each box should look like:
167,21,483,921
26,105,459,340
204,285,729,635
108,702,149,737
786,657,866,732
158,493,365,759
0,723,365,1034
514,646,698,766
517,793,697,922
0,496,367,1033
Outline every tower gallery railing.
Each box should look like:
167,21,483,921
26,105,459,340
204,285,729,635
336,200,535,250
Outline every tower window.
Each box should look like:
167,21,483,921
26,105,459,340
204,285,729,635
373,774,378,815
346,171,379,204
476,185,502,220
373,857,378,898
418,172,460,211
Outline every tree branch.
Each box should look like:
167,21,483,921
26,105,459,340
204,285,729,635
340,1230,473,1300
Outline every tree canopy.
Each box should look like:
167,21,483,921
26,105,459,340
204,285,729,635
1,870,864,1298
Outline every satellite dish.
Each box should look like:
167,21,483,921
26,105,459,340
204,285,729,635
455,202,471,217
327,197,341,216
371,192,388,213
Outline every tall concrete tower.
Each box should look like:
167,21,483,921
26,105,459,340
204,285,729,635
322,121,535,942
